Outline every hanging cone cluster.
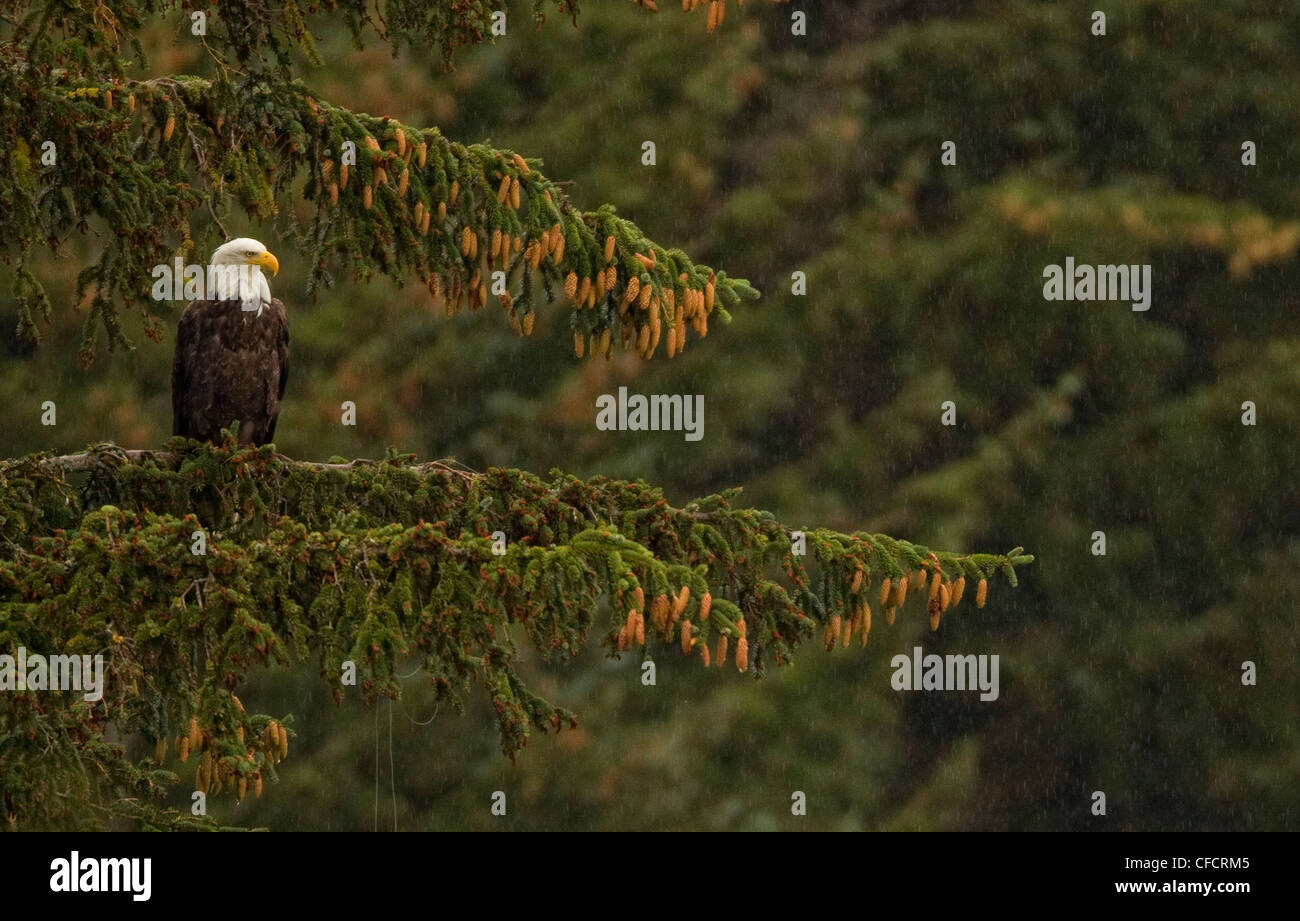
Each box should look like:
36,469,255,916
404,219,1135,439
186,700,289,802
626,532,1013,668
807,546,1015,658
677,0,794,34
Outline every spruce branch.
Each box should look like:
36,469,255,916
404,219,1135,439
0,439,1031,828
2,72,756,363
0,1,763,365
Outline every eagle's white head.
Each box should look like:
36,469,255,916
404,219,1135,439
209,237,280,315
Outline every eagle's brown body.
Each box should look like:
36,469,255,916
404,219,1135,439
171,298,289,446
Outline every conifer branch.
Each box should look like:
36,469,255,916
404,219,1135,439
0,1,762,365
0,440,1031,828
3,72,756,364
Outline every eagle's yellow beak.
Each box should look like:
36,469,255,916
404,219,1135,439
249,251,280,276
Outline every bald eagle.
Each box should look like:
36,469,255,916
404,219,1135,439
171,238,288,446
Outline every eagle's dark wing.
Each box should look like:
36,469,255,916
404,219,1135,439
172,302,201,439
278,321,289,402
268,305,290,444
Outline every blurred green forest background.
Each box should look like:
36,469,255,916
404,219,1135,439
2,0,1297,830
